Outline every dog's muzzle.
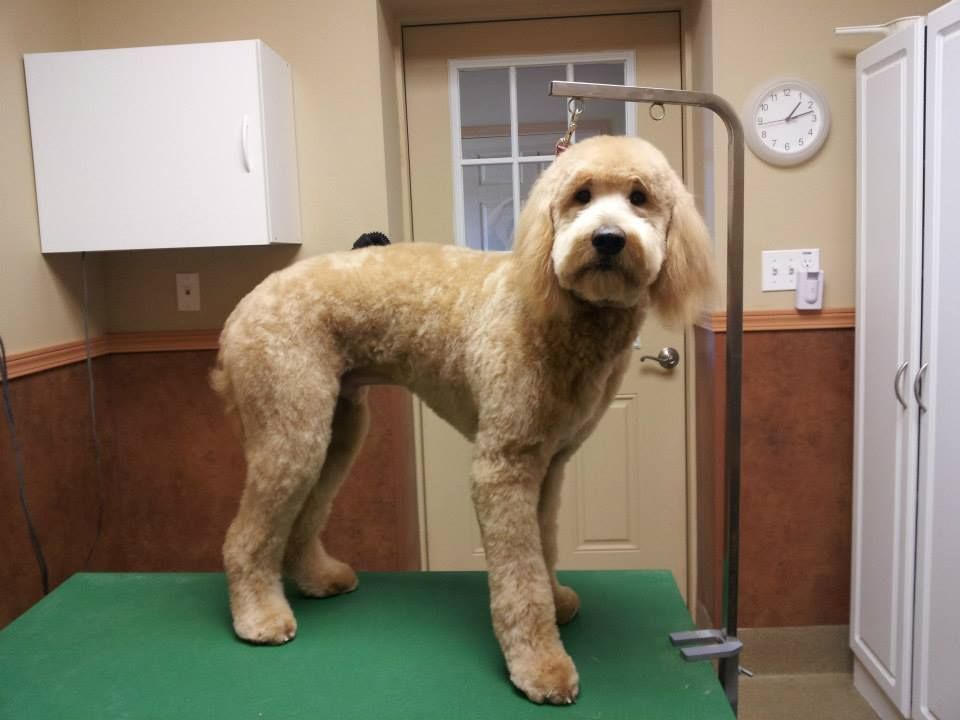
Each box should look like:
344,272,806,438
591,226,625,257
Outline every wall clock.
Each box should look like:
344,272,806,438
744,78,831,166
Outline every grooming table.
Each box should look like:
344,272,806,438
0,571,733,719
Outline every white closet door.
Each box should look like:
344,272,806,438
851,20,925,716
914,3,960,719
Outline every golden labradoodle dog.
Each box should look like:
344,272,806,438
211,135,715,705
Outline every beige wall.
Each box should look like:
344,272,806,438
4,0,947,352
1,0,106,354
704,0,941,311
73,0,403,332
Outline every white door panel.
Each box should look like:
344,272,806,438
851,20,925,716
24,41,270,251
915,4,960,719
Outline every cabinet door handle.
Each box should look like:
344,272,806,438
894,361,909,409
241,114,251,173
914,363,929,413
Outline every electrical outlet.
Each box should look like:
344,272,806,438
762,249,820,291
176,273,200,311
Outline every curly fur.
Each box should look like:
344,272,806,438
212,135,715,704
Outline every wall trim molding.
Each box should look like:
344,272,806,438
698,308,855,333
7,309,855,379
7,330,221,379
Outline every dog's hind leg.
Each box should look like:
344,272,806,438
538,458,580,625
222,372,340,646
284,391,369,598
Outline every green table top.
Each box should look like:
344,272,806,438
0,571,733,719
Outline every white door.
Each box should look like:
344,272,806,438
404,13,690,595
851,20,925,716
914,3,960,718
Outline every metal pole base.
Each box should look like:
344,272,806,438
670,629,743,714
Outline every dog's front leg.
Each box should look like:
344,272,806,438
471,450,579,705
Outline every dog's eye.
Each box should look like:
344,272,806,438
629,190,647,206
574,189,591,204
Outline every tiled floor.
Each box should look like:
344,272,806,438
737,626,878,720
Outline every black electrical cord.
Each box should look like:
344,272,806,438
0,334,49,595
80,252,104,569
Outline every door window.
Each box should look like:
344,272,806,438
450,53,635,250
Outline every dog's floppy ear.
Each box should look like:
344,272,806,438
512,163,563,308
650,180,717,324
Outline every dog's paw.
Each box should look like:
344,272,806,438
509,649,580,705
554,584,580,625
233,598,297,645
295,557,359,599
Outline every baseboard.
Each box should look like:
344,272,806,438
739,625,852,675
853,657,908,720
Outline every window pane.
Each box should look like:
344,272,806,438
462,165,514,251
459,68,511,159
573,63,627,140
516,65,567,157
520,161,552,205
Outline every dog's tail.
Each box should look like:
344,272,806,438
352,231,390,249
210,352,244,441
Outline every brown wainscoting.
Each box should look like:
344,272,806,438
1,342,420,628
696,314,855,628
0,361,109,626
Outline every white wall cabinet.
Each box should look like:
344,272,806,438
851,3,960,719
24,39,301,252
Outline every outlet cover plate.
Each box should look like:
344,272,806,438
762,249,820,291
176,273,200,312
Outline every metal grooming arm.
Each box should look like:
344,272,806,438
548,81,745,714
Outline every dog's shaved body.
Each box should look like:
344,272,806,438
213,136,715,705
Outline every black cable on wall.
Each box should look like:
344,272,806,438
0,335,49,596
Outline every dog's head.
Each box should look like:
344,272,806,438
513,135,715,322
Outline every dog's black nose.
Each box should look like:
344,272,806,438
592,226,626,257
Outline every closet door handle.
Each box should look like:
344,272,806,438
894,361,909,409
241,114,251,173
914,363,929,413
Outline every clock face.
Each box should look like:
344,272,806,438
746,80,830,166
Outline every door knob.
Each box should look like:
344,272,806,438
640,346,680,370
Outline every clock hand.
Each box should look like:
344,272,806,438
785,100,802,122
758,110,815,126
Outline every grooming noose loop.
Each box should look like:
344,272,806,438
555,97,585,155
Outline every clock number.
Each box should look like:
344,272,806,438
812,113,818,123
772,139,777,147
784,88,792,97
785,142,791,150
757,117,764,125
761,130,767,139
770,93,778,102
798,137,804,146
808,128,814,136
799,91,804,100
761,103,769,111
808,101,814,109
